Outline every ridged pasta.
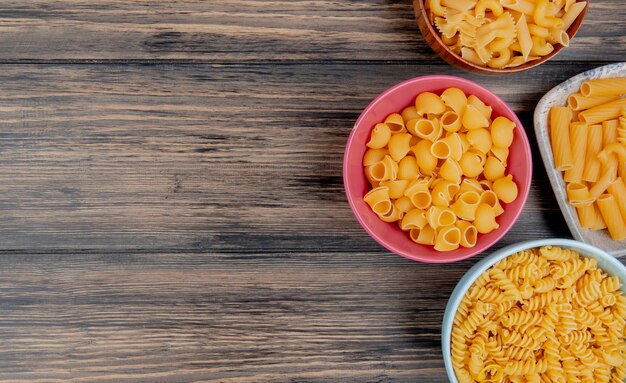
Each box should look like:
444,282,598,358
362,88,519,251
452,246,626,383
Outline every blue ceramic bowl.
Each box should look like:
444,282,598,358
441,238,626,383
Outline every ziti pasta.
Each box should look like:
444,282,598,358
425,0,587,69
363,88,519,252
548,77,626,241
452,246,626,383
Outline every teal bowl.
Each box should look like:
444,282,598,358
441,238,626,383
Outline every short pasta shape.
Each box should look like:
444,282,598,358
547,77,626,241
452,246,626,383
362,89,519,251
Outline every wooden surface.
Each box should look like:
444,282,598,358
0,1,623,382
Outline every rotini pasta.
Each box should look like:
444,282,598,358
452,246,626,383
362,88,519,251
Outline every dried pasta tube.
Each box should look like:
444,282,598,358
441,110,462,132
597,194,626,240
602,120,619,147
582,124,602,182
590,165,618,199
608,177,626,222
434,225,462,251
549,106,574,171
563,122,588,183
579,98,626,125
515,14,532,60
549,28,569,47
581,78,626,98
561,1,587,30
576,203,606,230
384,113,405,134
567,93,620,111
456,220,478,248
566,183,593,206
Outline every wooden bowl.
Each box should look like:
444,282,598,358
413,0,589,74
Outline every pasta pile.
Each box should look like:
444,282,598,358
362,88,519,251
548,77,626,241
426,0,587,69
452,246,626,383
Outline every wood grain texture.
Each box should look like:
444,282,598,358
0,0,624,382
0,0,621,61
0,62,600,253
0,251,465,382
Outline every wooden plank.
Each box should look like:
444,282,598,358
0,251,463,382
0,0,621,61
0,61,606,252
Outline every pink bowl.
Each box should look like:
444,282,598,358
343,75,532,263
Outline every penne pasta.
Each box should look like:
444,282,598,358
566,182,593,206
515,13,533,60
576,203,606,230
602,119,619,147
567,93,620,111
582,124,602,182
608,177,626,223
580,78,626,98
549,106,574,171
561,1,586,31
563,122,588,183
597,194,626,240
578,98,626,125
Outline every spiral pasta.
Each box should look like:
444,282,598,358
452,246,626,383
362,88,519,251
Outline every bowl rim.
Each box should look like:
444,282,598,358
440,238,626,383
343,75,533,263
413,0,590,74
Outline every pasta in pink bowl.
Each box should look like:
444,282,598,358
343,76,532,263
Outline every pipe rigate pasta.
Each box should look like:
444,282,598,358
452,246,626,383
361,89,518,251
